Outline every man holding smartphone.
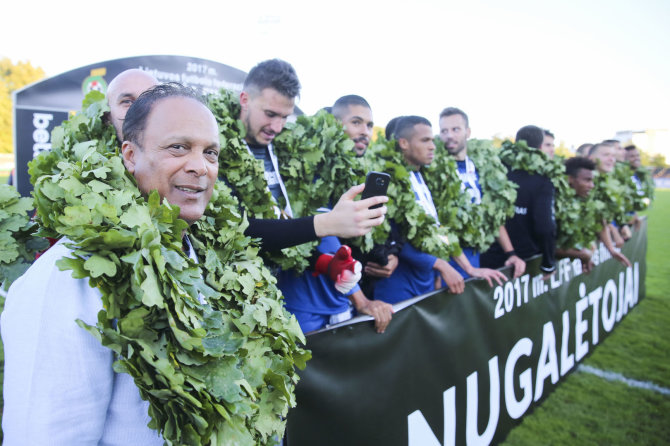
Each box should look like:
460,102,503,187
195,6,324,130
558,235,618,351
331,95,401,288
235,62,393,333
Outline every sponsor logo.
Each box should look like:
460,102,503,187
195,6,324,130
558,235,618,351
32,113,53,158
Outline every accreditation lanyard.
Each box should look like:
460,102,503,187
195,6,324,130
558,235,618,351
631,174,644,196
244,141,294,218
409,170,440,225
458,156,482,205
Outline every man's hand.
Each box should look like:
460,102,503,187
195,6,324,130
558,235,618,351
611,250,632,268
350,292,394,333
577,248,595,274
313,184,388,238
620,225,632,240
468,267,507,287
434,259,465,294
610,224,625,248
364,254,399,278
504,255,526,279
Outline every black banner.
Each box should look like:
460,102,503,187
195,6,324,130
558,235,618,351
286,221,647,446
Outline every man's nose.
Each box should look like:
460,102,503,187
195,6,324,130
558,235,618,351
270,117,285,134
186,152,208,175
363,125,372,137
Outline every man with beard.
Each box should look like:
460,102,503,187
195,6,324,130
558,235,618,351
237,60,389,255
331,95,401,293
374,116,506,304
237,60,393,333
331,94,374,157
438,107,526,278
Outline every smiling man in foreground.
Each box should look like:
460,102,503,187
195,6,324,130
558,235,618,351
1,84,306,445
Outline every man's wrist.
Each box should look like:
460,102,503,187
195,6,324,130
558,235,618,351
313,212,331,238
504,250,516,260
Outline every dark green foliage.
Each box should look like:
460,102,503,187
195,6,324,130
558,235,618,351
0,184,48,289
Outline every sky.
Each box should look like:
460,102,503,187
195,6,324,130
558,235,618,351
3,0,670,150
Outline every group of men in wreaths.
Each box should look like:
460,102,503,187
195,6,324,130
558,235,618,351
1,58,654,444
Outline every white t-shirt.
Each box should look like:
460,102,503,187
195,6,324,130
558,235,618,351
1,239,164,445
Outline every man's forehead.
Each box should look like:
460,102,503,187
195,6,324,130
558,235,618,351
145,97,218,136
108,72,158,100
344,104,372,118
577,168,593,178
413,124,433,137
440,114,466,128
595,146,613,156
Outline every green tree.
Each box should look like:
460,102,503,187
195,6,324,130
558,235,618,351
555,139,572,158
0,58,46,154
649,153,667,168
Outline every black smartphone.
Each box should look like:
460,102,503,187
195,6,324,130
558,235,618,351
361,171,391,209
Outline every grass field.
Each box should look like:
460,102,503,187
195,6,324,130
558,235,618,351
501,189,670,445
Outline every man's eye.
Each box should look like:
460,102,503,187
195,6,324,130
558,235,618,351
170,144,187,151
205,149,220,161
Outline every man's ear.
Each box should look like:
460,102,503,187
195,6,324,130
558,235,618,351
239,91,249,111
121,141,137,174
398,137,409,152
466,127,472,140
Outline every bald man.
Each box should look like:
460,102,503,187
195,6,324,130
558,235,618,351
105,68,159,140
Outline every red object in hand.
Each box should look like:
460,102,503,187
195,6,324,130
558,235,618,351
313,245,362,294
313,245,358,282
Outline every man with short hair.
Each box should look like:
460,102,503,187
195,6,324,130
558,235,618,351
623,144,647,231
374,116,506,304
331,94,400,287
565,156,596,199
331,94,374,157
588,143,631,266
541,129,555,158
236,60,393,333
2,84,216,444
624,144,642,169
481,125,557,275
576,143,593,157
438,107,526,278
557,156,597,273
588,142,617,174
603,139,624,162
238,60,388,248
